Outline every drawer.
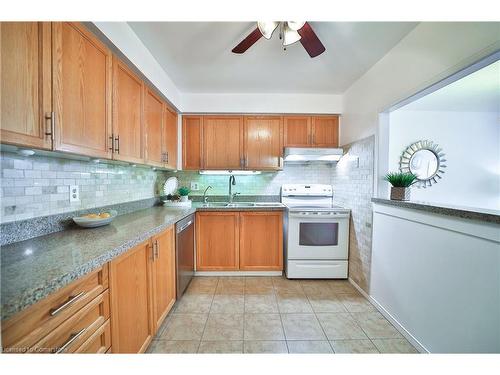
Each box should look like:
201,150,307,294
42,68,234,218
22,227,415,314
286,260,348,279
74,319,111,354
31,290,110,353
2,265,108,352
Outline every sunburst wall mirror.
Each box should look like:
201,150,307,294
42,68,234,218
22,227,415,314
399,140,447,188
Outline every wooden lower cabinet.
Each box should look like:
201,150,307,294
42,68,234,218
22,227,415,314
239,212,283,271
1,265,108,352
151,226,176,331
196,211,283,271
109,240,154,354
196,212,240,270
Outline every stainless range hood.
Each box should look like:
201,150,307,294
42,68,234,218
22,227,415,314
284,147,344,164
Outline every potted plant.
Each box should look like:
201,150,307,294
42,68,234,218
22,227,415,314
384,172,417,201
178,186,191,202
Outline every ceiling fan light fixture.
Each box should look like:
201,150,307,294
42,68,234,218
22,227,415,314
287,21,306,31
257,21,279,39
283,24,301,46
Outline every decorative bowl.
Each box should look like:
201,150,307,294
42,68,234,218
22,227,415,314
73,210,118,228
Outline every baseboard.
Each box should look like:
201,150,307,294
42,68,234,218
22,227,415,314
195,271,283,276
348,277,429,354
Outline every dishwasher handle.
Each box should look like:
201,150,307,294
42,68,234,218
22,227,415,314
177,219,193,234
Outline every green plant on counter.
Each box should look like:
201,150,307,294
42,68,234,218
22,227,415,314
384,172,418,187
178,186,191,196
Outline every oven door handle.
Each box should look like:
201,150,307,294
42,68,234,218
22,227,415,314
289,213,349,219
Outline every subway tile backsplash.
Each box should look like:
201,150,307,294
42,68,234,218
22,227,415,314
168,164,334,197
0,152,165,223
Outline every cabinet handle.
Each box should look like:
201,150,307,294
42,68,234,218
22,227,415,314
55,327,87,354
155,240,160,260
150,242,155,261
109,134,114,152
50,291,86,316
114,135,120,154
166,151,169,164
45,112,55,144
245,157,248,168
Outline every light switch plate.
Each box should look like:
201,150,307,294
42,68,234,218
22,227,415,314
191,182,200,191
70,185,80,202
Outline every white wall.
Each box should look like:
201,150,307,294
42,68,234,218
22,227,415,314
93,22,182,110
341,22,500,146
181,93,342,114
371,203,500,353
388,110,500,209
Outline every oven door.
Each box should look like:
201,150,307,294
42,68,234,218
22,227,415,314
287,211,349,260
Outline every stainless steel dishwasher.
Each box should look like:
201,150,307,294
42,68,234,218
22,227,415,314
175,214,195,298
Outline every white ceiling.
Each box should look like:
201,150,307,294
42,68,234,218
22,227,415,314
402,60,500,112
128,22,417,94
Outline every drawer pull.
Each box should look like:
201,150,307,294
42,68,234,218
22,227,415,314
55,327,87,354
50,291,86,316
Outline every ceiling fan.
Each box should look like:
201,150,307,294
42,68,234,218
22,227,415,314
232,21,325,58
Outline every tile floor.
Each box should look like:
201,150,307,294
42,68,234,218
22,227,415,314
147,276,418,354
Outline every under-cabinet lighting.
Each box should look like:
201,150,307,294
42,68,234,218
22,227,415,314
199,170,262,175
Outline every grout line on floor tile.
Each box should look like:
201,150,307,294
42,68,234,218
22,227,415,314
197,277,218,352
302,285,335,353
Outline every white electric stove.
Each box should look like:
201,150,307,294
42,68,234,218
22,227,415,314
281,184,350,279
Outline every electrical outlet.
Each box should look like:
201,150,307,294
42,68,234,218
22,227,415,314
70,185,80,202
191,182,200,191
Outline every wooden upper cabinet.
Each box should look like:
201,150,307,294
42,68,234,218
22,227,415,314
283,116,311,147
312,115,339,147
52,22,112,158
239,212,283,271
244,116,283,170
182,115,203,170
196,212,239,271
203,116,243,170
0,22,52,150
112,59,144,164
151,226,176,331
144,87,164,167
109,241,154,353
163,104,178,169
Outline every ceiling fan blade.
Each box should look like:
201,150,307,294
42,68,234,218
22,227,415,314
232,27,263,54
297,22,326,58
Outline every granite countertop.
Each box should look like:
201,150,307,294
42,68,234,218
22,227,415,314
1,203,287,320
372,198,500,224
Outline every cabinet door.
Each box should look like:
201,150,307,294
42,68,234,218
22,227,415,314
0,22,52,150
196,212,239,270
109,241,154,353
283,116,311,147
151,226,176,332
244,116,283,170
239,212,283,271
112,59,144,163
182,115,203,170
311,116,339,147
163,104,178,169
203,116,243,170
52,22,112,158
144,87,164,167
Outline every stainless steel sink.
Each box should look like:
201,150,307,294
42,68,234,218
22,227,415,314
225,202,256,207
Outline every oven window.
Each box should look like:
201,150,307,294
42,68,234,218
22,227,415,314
299,223,339,246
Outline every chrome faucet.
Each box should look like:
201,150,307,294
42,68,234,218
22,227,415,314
203,185,212,204
228,175,239,203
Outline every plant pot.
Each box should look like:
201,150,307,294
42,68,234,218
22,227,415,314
390,187,410,201
180,195,189,202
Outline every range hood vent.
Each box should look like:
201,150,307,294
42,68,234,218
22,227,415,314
284,147,344,164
